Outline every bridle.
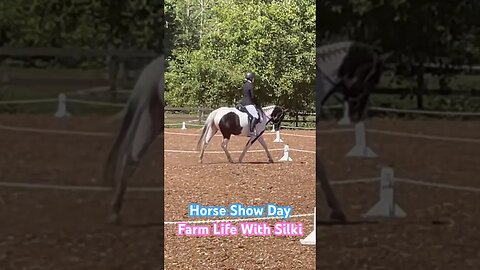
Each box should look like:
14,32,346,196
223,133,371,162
250,106,284,143
319,52,380,114
260,106,283,125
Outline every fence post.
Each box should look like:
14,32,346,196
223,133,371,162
108,56,118,102
118,59,126,91
1,58,12,83
416,66,425,110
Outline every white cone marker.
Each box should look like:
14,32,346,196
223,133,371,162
300,207,316,245
363,167,406,218
278,144,293,162
273,130,283,143
54,93,70,118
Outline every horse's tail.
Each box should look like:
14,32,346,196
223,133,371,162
104,56,164,187
196,109,217,152
104,96,138,187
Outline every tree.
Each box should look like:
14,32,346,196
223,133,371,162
165,0,315,111
317,0,480,109
0,0,164,52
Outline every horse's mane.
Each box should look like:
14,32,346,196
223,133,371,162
262,104,276,110
317,41,353,63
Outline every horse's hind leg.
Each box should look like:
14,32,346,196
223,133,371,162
110,176,127,225
199,140,208,163
317,155,347,223
221,137,234,163
199,125,218,163
109,163,138,225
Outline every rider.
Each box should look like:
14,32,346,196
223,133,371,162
240,72,260,137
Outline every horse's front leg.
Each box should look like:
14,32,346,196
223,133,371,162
238,138,254,163
221,138,234,163
257,135,273,163
317,153,347,223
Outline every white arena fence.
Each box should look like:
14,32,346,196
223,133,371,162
1,93,479,125
1,164,480,247
1,93,480,246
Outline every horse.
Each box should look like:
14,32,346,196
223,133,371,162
316,41,392,223
104,55,165,225
197,105,285,163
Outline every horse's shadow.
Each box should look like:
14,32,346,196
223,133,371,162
239,161,273,165
200,161,273,165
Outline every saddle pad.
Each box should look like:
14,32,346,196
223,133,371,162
235,105,263,122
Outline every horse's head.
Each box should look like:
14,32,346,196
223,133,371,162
329,48,391,123
267,105,285,131
345,51,391,122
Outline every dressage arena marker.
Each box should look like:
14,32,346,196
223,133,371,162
337,102,351,126
346,121,377,158
279,145,293,162
363,167,406,218
273,130,284,143
54,93,70,118
181,122,187,130
300,207,316,246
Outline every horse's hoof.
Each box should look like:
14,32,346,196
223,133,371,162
330,210,347,223
108,214,122,225
198,160,203,164
268,159,274,163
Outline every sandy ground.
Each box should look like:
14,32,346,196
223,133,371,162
0,115,479,269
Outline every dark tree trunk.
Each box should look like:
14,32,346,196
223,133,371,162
416,64,425,110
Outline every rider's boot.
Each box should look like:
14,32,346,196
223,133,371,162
249,116,258,137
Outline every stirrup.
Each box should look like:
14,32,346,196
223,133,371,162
249,124,256,137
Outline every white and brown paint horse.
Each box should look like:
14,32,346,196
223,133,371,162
197,105,284,163
317,41,392,223
104,55,164,225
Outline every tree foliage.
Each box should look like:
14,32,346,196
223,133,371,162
317,0,480,109
318,0,480,74
165,0,316,110
0,0,164,51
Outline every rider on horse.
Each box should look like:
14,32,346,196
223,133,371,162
240,72,260,137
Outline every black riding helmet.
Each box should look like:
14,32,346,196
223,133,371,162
245,72,255,82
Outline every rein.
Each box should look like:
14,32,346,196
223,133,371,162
250,106,277,144
318,52,379,118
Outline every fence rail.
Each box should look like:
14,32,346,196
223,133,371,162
1,47,479,114
0,47,157,58
0,47,159,99
372,87,480,97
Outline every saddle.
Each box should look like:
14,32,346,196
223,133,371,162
235,104,263,122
